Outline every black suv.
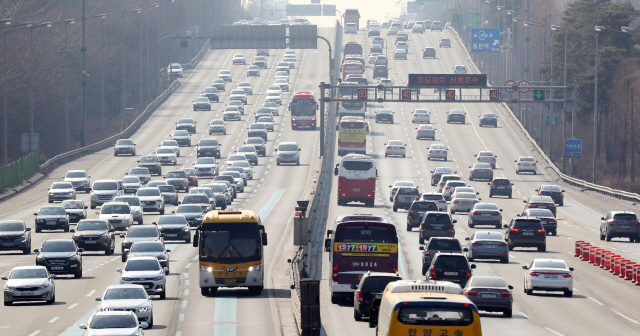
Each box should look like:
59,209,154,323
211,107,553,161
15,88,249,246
246,137,266,156
34,206,70,233
375,110,394,123
488,178,512,198
35,239,83,278
120,225,164,262
504,217,546,251
373,65,388,78
196,138,221,158
420,237,463,275
422,47,436,58
406,201,438,231
536,185,565,206
352,272,402,321
524,196,557,216
419,212,456,244
71,219,116,255
138,155,162,175
427,252,475,287
0,220,31,254
600,211,640,242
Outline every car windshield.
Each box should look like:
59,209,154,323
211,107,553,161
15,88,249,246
63,201,84,209
425,214,451,224
66,171,86,178
213,79,224,83
207,185,225,192
181,169,196,176
412,202,437,211
173,130,189,136
248,66,258,69
493,179,510,185
427,239,461,250
204,87,217,93
534,261,567,269
93,182,118,190
469,277,507,288
540,185,562,192
129,168,147,175
238,146,255,153
195,97,209,103
183,195,209,203
130,242,164,253
137,189,160,197
89,314,138,329
278,143,300,152
613,213,638,220
479,152,494,157
0,222,25,231
219,70,231,75
431,145,446,150
422,194,443,201
122,177,139,184
482,113,496,118
177,205,203,213
116,139,134,146
77,221,108,231
231,90,245,95
140,156,157,163
474,232,503,240
266,92,280,97
125,258,161,271
196,158,215,165
178,118,193,124
228,155,246,161
39,207,66,216
41,240,75,252
398,188,418,195
158,216,188,225
527,209,554,217
126,227,158,238
210,120,224,125
433,256,469,270
232,161,251,167
199,140,219,149
388,140,403,146
250,124,266,130
434,168,452,173
267,86,281,91
10,268,48,279
454,193,476,199
101,204,130,214
474,203,498,210
157,148,174,154
104,288,147,300
239,82,251,87
519,157,535,162
157,185,175,193
166,171,186,179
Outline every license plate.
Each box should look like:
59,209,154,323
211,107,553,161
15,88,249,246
523,232,534,235
167,234,178,237
484,245,496,248
17,292,35,296
51,266,64,271
46,222,57,225
481,293,498,299
544,274,558,279
621,226,631,229
143,285,151,289
225,279,237,285
84,241,97,244
352,188,360,192
2,243,14,246
497,186,505,189
481,214,491,216
444,272,458,276
374,294,382,299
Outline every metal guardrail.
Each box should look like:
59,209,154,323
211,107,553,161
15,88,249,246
38,38,213,175
0,151,39,192
446,25,640,203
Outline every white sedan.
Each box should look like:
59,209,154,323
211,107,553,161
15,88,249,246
384,140,406,158
274,78,289,91
393,49,407,60
265,91,283,105
516,156,537,174
412,109,430,123
159,140,180,157
523,259,574,297
450,192,480,214
218,69,233,82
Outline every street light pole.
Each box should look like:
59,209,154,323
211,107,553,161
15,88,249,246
64,19,75,151
81,0,87,147
29,22,52,150
593,33,599,184
1,19,18,166
100,15,106,140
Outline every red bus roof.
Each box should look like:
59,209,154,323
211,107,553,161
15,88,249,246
292,91,315,100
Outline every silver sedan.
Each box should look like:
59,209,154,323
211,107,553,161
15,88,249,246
465,231,509,263
384,140,406,157
427,144,448,160
468,203,503,228
450,192,480,214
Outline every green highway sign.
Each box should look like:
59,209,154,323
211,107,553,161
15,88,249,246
533,89,544,101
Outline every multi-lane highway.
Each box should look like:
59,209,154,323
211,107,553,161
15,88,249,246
2,19,640,336
0,27,332,336
319,26,640,336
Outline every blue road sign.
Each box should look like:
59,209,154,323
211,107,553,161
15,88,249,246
471,28,500,53
407,1,419,14
565,139,582,158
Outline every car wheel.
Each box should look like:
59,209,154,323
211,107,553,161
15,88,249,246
504,309,512,317
501,257,509,264
538,245,546,252
599,231,605,240
3,300,11,306
468,223,474,228
393,206,398,212
160,208,165,215
147,315,154,328
64,225,70,233
160,291,166,299
605,232,612,242
419,237,424,244
564,290,573,297
122,254,127,262
354,310,362,321
105,245,112,255
451,209,455,214
74,268,82,279
508,244,514,251
46,291,55,304
526,288,533,295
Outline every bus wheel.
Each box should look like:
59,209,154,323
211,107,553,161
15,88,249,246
200,287,210,296
249,286,263,295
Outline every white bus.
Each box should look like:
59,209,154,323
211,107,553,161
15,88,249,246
338,100,366,118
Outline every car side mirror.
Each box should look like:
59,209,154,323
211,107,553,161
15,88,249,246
569,267,574,271
0,276,7,280
468,166,471,168
33,249,39,253
116,268,122,273
503,224,509,229
163,267,169,274
470,264,476,269
453,220,457,223
350,284,359,290
535,189,539,191
465,237,469,241
70,229,75,233
562,190,566,192
336,125,339,131
25,227,31,232
600,217,605,220
79,324,87,330
522,266,528,270
514,160,517,162
463,247,469,252
109,228,115,232
160,233,166,238
419,246,425,250
487,183,491,185
78,248,84,253
120,234,125,238
334,167,339,176
33,213,37,216
95,297,102,301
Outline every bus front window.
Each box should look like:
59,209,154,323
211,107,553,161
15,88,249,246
201,226,260,261
291,101,316,116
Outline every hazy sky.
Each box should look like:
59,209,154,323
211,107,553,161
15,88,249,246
284,0,407,27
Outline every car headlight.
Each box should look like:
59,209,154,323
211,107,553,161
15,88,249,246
36,256,45,262
138,307,149,312
157,256,167,261
69,255,79,261
5,286,16,290
100,232,109,237
58,218,67,223
37,218,45,223
248,264,262,272
153,276,164,281
122,277,133,281
48,192,55,196
39,283,50,289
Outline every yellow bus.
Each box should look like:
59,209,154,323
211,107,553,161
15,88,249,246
337,116,367,156
192,210,268,296
370,280,482,336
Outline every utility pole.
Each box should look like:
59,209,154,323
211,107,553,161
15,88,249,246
81,0,87,147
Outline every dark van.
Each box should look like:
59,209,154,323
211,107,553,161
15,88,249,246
419,212,456,244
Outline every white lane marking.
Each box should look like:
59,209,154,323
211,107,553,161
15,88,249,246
27,331,41,336
182,300,187,308
544,328,565,336
49,317,59,323
613,310,640,324
520,312,529,319
68,303,78,310
184,289,189,296
183,273,189,279
185,263,192,269
85,290,96,297
587,297,603,306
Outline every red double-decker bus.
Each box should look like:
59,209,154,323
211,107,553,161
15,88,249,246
289,91,318,129
324,214,398,304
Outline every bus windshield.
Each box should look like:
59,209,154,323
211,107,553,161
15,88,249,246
340,122,365,129
200,223,261,262
341,101,364,110
290,100,316,116
335,227,397,244
397,306,474,326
